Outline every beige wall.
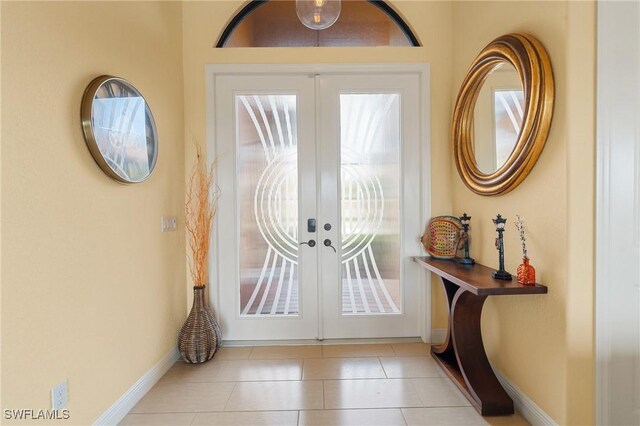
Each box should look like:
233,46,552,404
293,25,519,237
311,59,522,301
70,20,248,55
451,1,595,424
0,0,3,410
0,1,596,424
1,1,186,424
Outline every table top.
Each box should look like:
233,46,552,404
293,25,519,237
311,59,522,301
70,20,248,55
412,256,548,296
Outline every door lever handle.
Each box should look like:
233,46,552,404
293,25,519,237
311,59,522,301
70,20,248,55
323,239,337,253
300,239,316,248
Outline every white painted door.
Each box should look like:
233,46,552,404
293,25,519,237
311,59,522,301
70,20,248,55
211,67,425,341
214,75,319,340
597,2,640,424
318,74,422,338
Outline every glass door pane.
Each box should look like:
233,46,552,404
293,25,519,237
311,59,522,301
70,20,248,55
340,93,401,315
236,94,300,316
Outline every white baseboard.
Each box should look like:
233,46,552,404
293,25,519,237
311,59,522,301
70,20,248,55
93,346,178,425
431,328,446,344
223,337,423,347
493,368,558,425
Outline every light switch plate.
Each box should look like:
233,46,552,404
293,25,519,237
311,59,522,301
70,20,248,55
161,216,177,232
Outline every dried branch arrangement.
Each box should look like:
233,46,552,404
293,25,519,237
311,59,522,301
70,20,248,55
185,144,218,287
514,215,528,259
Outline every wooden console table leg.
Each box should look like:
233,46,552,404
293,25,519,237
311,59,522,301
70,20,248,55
432,278,459,360
450,289,514,416
415,256,546,417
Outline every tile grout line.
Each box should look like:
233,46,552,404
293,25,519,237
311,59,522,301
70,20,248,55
378,356,390,379
159,376,443,385
322,379,326,410
126,405,479,417
399,407,410,426
128,409,228,415
407,377,426,408
221,381,238,412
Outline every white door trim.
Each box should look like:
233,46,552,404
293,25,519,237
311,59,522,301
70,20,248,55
205,63,432,342
206,63,430,76
596,2,640,424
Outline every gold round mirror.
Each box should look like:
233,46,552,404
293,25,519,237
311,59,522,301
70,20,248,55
453,33,554,196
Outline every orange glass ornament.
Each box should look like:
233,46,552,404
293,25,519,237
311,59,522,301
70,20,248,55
517,257,536,286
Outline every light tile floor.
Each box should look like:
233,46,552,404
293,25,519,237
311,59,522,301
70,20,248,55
122,343,529,426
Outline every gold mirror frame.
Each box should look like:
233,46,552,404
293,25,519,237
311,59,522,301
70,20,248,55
452,33,554,196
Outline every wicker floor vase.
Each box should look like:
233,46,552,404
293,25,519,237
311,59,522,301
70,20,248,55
178,286,222,363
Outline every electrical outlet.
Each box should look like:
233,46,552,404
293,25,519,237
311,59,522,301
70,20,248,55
51,380,68,410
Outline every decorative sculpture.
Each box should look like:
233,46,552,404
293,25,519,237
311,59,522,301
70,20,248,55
458,213,475,265
492,214,512,280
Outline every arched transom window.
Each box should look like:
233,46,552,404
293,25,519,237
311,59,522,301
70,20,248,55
217,0,420,47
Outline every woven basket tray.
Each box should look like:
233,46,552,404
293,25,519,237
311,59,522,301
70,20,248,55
421,216,463,259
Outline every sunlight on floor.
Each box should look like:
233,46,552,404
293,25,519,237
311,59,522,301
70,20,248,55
121,343,529,426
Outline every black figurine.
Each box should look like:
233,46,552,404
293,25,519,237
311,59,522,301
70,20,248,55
458,213,475,265
492,214,512,280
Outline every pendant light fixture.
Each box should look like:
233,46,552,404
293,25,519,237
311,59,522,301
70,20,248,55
296,0,341,30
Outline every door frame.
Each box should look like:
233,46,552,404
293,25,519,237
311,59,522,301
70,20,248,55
596,2,640,424
205,63,432,343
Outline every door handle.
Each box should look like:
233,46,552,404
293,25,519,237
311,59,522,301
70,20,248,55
323,239,337,253
300,239,316,248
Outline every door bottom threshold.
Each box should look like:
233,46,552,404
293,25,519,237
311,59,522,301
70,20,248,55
222,336,424,347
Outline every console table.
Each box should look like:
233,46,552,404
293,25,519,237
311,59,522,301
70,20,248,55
413,256,548,416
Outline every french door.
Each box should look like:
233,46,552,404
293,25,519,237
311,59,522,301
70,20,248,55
211,67,426,341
